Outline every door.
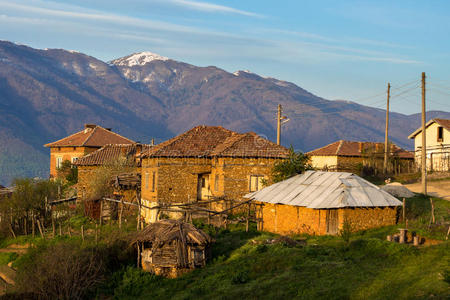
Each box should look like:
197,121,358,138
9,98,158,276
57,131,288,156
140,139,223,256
326,210,339,235
197,174,210,200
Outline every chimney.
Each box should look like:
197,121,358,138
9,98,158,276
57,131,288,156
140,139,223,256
105,128,112,131
84,124,96,129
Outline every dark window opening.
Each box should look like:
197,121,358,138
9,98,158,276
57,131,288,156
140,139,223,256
437,126,444,142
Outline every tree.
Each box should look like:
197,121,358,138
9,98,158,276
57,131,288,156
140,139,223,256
57,160,78,186
270,147,312,183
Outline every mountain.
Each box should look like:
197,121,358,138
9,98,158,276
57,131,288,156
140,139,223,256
0,41,449,185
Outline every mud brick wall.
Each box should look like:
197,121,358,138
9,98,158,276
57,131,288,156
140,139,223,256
342,207,398,231
259,203,327,235
259,203,398,236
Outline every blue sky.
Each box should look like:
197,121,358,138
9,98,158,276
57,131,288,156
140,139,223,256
1,0,449,114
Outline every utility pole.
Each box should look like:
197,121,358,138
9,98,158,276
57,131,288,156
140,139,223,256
276,104,290,145
383,82,390,175
421,72,427,195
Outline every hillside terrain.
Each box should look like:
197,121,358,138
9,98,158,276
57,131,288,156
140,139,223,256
1,41,449,185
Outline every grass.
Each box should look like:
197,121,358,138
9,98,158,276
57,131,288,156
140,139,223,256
3,195,449,299
0,252,18,265
102,225,449,300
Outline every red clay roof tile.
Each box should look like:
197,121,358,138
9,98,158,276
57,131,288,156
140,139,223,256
142,126,289,158
307,140,413,159
44,125,134,148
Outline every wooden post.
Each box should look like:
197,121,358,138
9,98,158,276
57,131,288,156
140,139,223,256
402,198,406,223
137,190,141,231
137,242,141,268
429,198,435,225
119,198,124,229
246,202,250,232
383,82,390,175
68,224,72,237
421,72,427,195
99,200,103,226
413,235,420,246
52,217,55,238
399,228,407,244
59,223,62,236
277,104,281,145
9,224,16,239
81,225,85,242
446,226,450,240
37,219,45,239
32,215,35,238
95,223,98,244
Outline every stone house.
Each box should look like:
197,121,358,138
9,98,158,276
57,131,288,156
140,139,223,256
307,140,414,174
408,118,450,172
139,125,289,223
74,143,151,219
44,124,134,178
245,171,402,235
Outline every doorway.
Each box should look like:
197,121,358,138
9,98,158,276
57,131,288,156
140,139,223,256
197,173,210,200
326,209,339,235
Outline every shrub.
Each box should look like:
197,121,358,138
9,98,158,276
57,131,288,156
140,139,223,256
339,218,352,244
231,270,249,284
15,241,105,299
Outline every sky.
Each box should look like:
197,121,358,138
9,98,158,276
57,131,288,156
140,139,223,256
1,0,449,115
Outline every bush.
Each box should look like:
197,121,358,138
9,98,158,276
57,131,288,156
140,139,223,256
15,241,105,299
339,218,352,244
112,266,160,298
231,270,249,284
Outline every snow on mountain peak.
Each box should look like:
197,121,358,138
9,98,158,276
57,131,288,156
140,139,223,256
112,51,169,67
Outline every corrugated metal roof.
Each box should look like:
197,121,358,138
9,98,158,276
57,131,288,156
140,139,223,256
244,171,402,209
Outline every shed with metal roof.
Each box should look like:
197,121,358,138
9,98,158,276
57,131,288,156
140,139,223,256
245,171,402,235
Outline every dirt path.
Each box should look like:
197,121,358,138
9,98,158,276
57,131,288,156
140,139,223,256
404,179,450,200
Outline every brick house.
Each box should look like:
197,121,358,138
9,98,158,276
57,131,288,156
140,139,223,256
139,126,289,223
246,171,402,235
44,124,134,178
74,143,151,219
307,140,414,174
408,118,450,172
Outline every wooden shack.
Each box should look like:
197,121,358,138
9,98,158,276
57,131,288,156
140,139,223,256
132,219,212,278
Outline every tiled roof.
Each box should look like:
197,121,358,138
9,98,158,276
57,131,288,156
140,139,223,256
141,125,289,158
307,140,414,159
408,118,450,139
44,125,134,148
74,144,152,166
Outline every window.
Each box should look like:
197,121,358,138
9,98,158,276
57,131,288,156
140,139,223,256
56,157,63,169
151,171,156,192
249,175,265,192
145,172,149,190
214,174,219,192
71,157,78,163
437,126,444,142
201,177,206,188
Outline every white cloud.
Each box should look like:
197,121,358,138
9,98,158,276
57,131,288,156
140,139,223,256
169,0,263,17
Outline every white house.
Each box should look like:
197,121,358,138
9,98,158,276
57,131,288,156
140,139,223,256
408,118,450,172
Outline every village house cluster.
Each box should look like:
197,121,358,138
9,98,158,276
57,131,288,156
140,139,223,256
44,119,449,235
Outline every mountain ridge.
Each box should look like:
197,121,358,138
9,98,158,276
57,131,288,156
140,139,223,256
0,40,449,185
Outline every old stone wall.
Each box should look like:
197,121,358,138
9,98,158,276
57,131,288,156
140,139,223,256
78,165,140,219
